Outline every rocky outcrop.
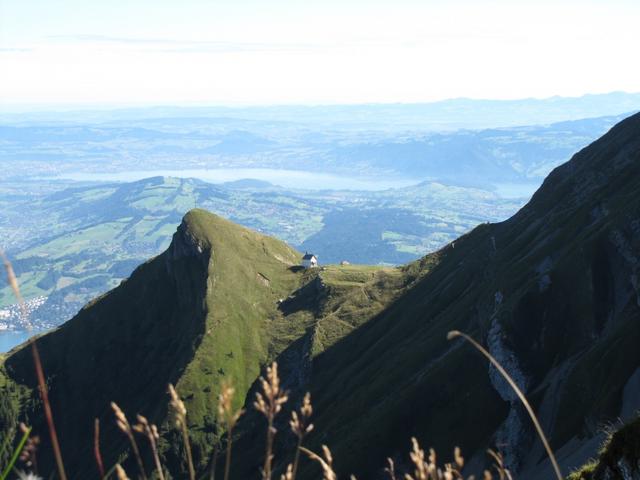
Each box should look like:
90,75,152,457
569,417,640,480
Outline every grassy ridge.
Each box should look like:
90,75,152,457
170,210,305,470
0,174,523,327
1,113,639,478
0,209,414,477
0,209,307,477
277,113,640,478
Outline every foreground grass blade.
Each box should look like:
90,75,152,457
94,418,106,479
168,384,195,480
0,427,15,465
0,425,31,480
447,330,562,480
1,250,68,480
31,339,68,480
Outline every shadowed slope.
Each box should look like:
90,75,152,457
1,113,638,479
2,211,212,477
0,209,304,478
278,113,640,479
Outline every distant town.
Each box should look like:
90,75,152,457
0,295,50,332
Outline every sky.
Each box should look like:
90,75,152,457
1,0,639,106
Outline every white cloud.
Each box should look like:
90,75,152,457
1,1,639,105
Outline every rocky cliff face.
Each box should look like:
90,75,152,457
569,417,640,480
275,113,640,479
485,112,640,476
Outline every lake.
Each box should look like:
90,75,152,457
492,182,541,199
0,331,36,353
56,168,540,198
56,168,419,192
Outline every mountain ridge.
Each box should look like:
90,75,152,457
287,112,640,478
1,209,310,476
0,113,639,478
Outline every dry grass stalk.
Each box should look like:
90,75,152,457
0,249,26,322
18,422,40,474
94,418,105,479
444,446,465,480
299,445,336,480
217,382,244,480
403,438,472,480
288,392,313,480
486,450,512,480
133,414,166,480
280,462,294,480
29,340,67,480
454,447,464,471
447,330,562,480
254,362,289,480
168,384,195,480
406,437,429,480
111,402,147,480
1,251,67,479
385,458,398,480
115,464,130,480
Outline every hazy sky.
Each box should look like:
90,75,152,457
1,0,639,106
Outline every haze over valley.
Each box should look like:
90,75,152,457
2,1,640,478
2,96,638,346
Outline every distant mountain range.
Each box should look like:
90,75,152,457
3,91,640,130
3,112,636,336
1,100,638,187
0,176,522,334
1,112,639,478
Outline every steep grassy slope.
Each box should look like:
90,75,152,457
1,175,521,333
0,207,425,477
0,210,309,477
265,112,640,479
1,113,639,479
219,260,431,479
0,177,323,330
